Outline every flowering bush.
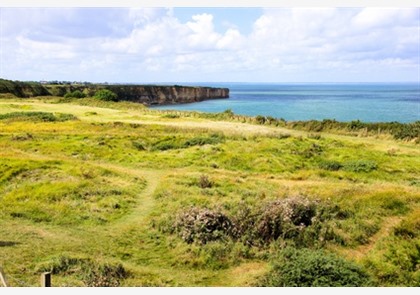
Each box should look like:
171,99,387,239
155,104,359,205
173,196,339,247
253,196,318,243
173,207,233,244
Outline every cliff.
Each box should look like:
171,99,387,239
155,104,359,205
104,85,229,105
0,79,229,105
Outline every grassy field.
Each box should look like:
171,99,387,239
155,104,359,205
0,97,419,287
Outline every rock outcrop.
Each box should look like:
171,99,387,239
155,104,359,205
0,79,229,105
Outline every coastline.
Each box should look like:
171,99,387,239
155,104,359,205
0,78,230,106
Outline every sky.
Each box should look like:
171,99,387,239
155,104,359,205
0,6,419,83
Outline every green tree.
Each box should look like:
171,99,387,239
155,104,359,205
94,89,118,101
64,90,86,99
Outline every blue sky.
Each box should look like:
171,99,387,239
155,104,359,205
0,7,419,83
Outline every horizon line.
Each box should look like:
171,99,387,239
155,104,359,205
2,78,419,85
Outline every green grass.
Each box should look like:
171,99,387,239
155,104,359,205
0,97,419,286
0,111,77,122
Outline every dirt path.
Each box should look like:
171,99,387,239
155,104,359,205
92,163,165,226
343,216,402,261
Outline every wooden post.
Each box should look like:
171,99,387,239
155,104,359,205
0,266,8,287
41,272,51,287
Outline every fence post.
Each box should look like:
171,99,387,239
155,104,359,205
41,272,51,287
0,266,8,287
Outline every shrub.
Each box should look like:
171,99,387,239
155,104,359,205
231,196,341,247
348,120,365,131
253,197,318,243
229,202,257,245
319,160,343,171
255,115,266,124
392,121,420,142
64,90,86,98
84,262,128,287
258,247,372,287
231,197,317,245
94,89,118,101
223,109,234,118
173,207,233,244
171,197,341,248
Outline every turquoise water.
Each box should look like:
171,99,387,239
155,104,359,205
152,83,420,123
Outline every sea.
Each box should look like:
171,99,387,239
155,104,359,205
152,83,420,123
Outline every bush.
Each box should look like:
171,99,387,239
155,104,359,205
254,197,318,243
64,90,86,98
173,207,233,244
258,247,372,287
319,160,343,171
393,121,420,142
231,197,322,245
231,196,342,247
94,89,118,101
255,115,266,124
223,109,234,118
171,197,341,248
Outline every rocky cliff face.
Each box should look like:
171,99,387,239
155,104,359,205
45,84,229,105
0,79,229,105
105,85,229,105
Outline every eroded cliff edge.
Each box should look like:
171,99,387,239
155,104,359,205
0,79,229,106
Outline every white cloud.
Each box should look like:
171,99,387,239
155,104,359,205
352,8,418,30
186,14,221,50
1,7,418,82
216,28,245,50
243,8,419,77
